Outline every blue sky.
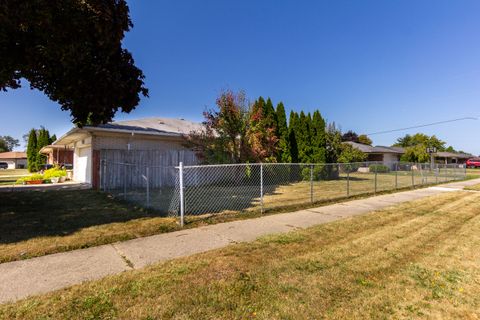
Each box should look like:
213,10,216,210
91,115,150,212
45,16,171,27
1,0,479,154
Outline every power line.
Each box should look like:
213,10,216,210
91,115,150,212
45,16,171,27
367,117,478,136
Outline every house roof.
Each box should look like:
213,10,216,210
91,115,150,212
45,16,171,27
435,151,473,159
0,151,27,159
39,145,74,154
54,117,204,146
97,118,204,136
345,141,405,154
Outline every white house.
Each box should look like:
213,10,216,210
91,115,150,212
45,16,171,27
0,151,28,169
52,118,203,187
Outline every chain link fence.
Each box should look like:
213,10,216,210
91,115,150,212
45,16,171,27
100,160,466,225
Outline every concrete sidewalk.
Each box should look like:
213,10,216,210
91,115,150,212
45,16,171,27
1,178,479,304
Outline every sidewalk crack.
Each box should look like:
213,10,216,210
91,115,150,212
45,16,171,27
111,244,134,270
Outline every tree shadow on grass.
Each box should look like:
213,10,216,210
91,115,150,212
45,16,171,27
0,189,168,244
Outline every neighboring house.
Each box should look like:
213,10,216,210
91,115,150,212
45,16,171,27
346,141,473,166
52,118,203,187
344,141,404,167
434,152,473,164
0,151,28,169
39,145,74,166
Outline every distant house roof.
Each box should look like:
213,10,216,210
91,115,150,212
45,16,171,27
345,141,405,154
0,151,27,159
435,151,473,159
54,117,204,146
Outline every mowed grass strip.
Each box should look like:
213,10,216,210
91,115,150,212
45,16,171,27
465,183,480,191
2,191,480,319
0,175,450,264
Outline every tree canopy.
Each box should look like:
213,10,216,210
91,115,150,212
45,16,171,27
0,136,20,152
0,0,148,126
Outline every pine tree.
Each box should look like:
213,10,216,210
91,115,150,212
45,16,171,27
276,102,291,163
297,111,312,162
311,110,326,163
36,127,50,168
26,129,38,172
288,111,299,163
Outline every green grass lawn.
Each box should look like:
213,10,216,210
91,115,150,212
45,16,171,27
0,169,30,186
1,191,479,319
0,169,29,176
0,168,467,264
466,168,480,179
0,190,181,263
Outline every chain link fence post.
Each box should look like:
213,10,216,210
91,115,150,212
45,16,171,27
395,162,398,189
310,164,314,203
123,163,127,200
179,162,184,227
374,163,378,195
346,165,350,197
411,163,415,188
146,166,150,208
260,163,264,214
103,159,107,192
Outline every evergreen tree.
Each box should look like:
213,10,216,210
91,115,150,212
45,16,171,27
288,111,299,163
311,110,326,163
49,134,57,144
276,102,291,163
297,111,312,162
264,98,277,130
26,129,38,172
36,127,50,168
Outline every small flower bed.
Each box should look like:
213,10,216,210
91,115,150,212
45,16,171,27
16,167,67,185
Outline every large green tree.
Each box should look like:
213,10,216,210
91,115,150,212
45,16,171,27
36,127,51,168
0,0,148,126
288,111,299,163
310,110,326,163
296,111,312,163
26,129,38,172
0,135,19,152
275,102,291,163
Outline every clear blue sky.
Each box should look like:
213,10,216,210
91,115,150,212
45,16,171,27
1,0,479,154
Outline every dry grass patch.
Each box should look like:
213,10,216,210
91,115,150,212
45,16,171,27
465,183,480,191
2,191,480,319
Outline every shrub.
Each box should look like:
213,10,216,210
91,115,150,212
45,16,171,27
369,164,390,173
16,174,44,184
43,167,67,179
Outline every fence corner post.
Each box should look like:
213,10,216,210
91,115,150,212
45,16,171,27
260,163,264,214
179,161,184,227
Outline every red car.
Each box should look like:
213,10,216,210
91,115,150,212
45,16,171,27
466,158,480,168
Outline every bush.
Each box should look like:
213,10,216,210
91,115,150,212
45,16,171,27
43,167,67,179
16,174,44,184
369,164,390,173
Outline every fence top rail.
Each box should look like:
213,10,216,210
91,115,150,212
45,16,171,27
178,161,465,170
